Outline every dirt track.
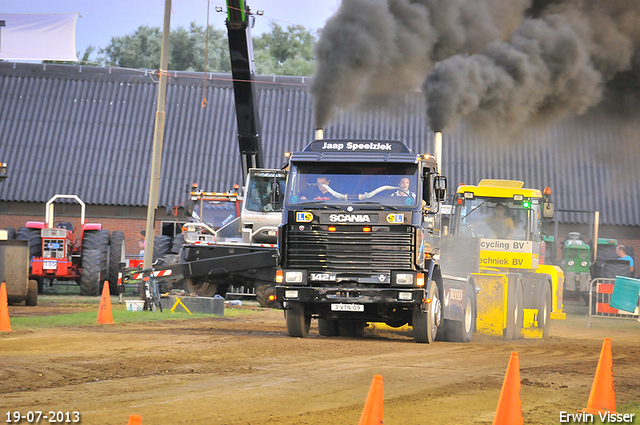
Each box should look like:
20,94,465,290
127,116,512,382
1,302,639,425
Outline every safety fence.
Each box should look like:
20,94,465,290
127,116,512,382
588,278,639,328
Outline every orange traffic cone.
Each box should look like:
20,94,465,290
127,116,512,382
492,352,523,425
579,338,617,415
358,375,383,425
97,281,114,324
126,414,142,425
0,282,12,332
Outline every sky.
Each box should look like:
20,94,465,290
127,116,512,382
1,0,341,60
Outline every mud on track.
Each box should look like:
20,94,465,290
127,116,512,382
1,303,639,425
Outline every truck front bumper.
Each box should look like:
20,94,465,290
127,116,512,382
275,285,425,306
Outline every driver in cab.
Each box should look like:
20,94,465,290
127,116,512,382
301,176,331,200
486,202,515,239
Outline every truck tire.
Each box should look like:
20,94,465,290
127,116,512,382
26,279,38,306
16,227,42,258
539,281,552,338
318,318,339,336
79,249,102,296
108,231,125,295
504,278,524,340
285,302,310,337
413,283,441,343
255,281,279,308
338,320,365,338
447,290,475,343
153,235,172,262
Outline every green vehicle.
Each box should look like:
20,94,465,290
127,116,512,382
562,232,591,300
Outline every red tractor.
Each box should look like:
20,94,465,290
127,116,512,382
16,195,124,295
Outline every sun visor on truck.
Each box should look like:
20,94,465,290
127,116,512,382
291,139,421,163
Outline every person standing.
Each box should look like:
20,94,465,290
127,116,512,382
616,245,634,273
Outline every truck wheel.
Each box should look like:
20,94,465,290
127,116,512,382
16,227,42,257
338,320,365,338
413,284,441,343
79,249,102,296
539,282,552,338
108,231,125,295
504,278,524,340
26,279,38,306
285,302,310,337
448,291,475,343
255,281,279,308
170,234,184,254
318,318,339,336
184,277,218,297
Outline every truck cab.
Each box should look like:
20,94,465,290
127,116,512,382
275,139,467,344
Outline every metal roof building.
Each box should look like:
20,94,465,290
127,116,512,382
1,62,639,228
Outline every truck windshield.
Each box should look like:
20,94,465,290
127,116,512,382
245,175,287,212
286,163,419,207
193,202,238,229
453,197,540,241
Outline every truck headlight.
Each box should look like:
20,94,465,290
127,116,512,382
581,260,588,268
285,271,303,283
567,260,575,267
396,273,413,285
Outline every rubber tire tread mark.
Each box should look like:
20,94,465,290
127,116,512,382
16,227,42,258
448,289,475,343
255,281,280,308
153,235,173,262
26,279,38,306
338,320,365,338
413,283,440,343
285,302,310,337
80,249,102,296
108,231,125,294
540,281,552,338
318,318,339,336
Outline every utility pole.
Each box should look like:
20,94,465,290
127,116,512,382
143,0,171,277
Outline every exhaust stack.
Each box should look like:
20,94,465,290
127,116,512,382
315,128,324,140
434,131,442,175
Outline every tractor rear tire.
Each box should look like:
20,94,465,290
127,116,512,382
170,234,184,254
318,318,339,336
285,302,310,337
83,230,110,279
3,228,16,239
504,278,524,340
80,249,102,296
16,227,42,258
255,281,279,308
412,284,441,343
153,235,173,263
108,231,125,295
26,279,38,306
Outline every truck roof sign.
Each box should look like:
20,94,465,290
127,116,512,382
304,140,412,154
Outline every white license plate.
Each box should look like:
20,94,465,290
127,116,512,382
331,303,364,312
43,260,57,270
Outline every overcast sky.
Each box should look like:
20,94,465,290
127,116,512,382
1,0,341,60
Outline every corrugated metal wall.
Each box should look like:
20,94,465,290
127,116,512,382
1,62,639,226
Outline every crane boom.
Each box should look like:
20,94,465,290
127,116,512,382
225,0,263,182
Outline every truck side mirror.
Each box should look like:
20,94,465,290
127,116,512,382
434,176,447,202
185,200,194,217
542,200,554,219
270,180,281,208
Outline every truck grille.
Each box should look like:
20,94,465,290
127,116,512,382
286,226,413,272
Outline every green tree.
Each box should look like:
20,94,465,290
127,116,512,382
253,23,317,76
98,23,230,72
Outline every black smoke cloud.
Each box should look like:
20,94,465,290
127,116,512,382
310,0,531,127
424,1,639,132
311,0,640,133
